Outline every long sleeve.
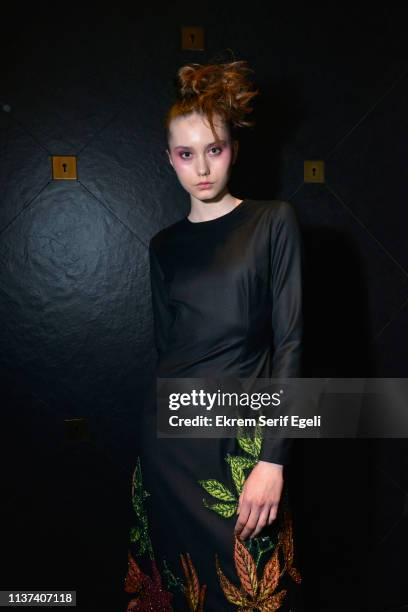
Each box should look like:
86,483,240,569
149,239,173,361
258,201,304,465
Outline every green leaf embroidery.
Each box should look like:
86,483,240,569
233,466,245,496
236,422,264,458
225,454,257,469
236,435,259,457
198,479,236,502
244,534,276,568
162,558,185,591
253,422,263,457
203,497,238,517
226,456,247,495
129,526,140,543
199,424,268,526
130,456,154,558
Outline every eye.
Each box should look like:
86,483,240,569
209,146,222,155
180,151,192,159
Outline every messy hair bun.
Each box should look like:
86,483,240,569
165,59,259,140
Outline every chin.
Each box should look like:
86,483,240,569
195,189,213,198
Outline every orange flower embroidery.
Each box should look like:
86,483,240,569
124,550,174,611
216,535,286,610
215,506,301,610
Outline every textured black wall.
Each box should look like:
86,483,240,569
1,4,407,611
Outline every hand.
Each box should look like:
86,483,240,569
234,460,284,541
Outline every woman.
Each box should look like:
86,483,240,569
124,60,304,611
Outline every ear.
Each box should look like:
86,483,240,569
232,140,239,164
166,149,174,169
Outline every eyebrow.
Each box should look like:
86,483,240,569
173,139,227,150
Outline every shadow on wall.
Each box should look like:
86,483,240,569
230,73,305,201
302,225,377,379
289,226,377,610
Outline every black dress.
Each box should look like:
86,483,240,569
124,198,304,611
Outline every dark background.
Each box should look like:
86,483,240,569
1,4,407,611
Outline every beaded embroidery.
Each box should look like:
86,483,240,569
124,425,301,610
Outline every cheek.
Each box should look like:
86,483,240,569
214,148,233,170
171,157,191,178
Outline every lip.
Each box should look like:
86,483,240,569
196,182,213,188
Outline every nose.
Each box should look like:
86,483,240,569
196,154,210,176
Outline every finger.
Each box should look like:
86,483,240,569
238,506,260,541
234,500,251,536
251,507,270,539
268,504,278,525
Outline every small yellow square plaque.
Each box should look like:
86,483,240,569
52,156,77,180
181,26,205,51
304,160,325,183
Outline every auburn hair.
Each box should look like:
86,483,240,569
165,59,259,142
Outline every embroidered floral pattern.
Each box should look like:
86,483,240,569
215,534,286,611
125,422,301,610
129,456,154,559
162,559,185,591
215,504,301,611
198,424,262,520
180,552,207,611
125,456,205,610
125,548,206,611
198,424,289,572
124,551,174,611
244,536,276,569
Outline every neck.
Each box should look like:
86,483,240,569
188,191,242,223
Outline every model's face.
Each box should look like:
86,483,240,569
166,112,238,202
